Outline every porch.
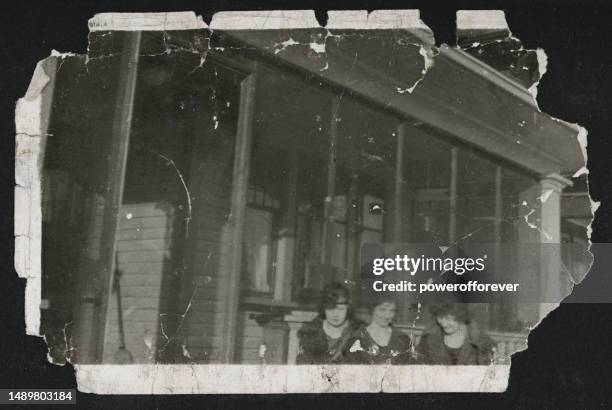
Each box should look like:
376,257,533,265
38,23,589,365
250,310,528,365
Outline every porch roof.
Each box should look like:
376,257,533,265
211,28,584,178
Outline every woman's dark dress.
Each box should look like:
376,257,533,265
415,322,496,365
342,326,414,365
296,317,361,364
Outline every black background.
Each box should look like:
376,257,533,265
2,0,612,407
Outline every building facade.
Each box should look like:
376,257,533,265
38,21,590,364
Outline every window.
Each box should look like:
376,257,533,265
242,187,280,293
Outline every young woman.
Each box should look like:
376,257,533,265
343,296,413,364
296,282,362,364
416,303,496,365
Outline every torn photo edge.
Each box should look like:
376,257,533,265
14,9,593,394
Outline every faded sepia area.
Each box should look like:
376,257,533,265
20,10,590,376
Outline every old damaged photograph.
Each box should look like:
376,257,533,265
15,10,593,392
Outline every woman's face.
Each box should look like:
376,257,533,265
436,314,461,335
324,300,349,327
371,302,397,328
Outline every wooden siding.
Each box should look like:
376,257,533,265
102,202,174,363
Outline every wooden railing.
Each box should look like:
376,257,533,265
281,310,527,364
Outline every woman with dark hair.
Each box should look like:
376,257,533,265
343,295,413,364
296,282,362,364
415,303,496,365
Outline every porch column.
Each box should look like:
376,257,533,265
321,98,339,268
274,147,298,301
94,31,142,362
449,147,458,243
285,321,303,365
221,69,258,363
395,122,411,322
494,166,503,243
345,172,360,281
393,122,407,242
492,165,508,328
283,311,318,364
538,174,572,318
